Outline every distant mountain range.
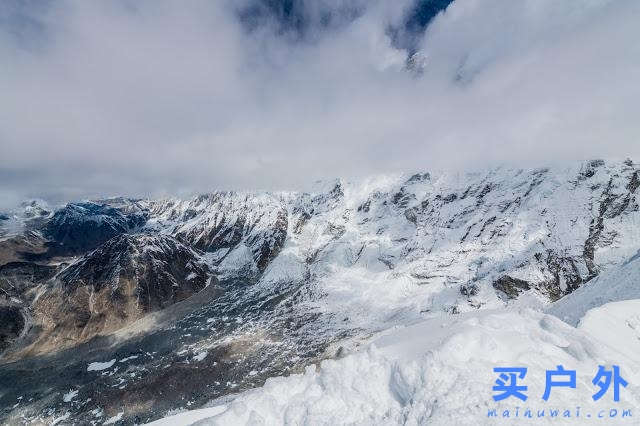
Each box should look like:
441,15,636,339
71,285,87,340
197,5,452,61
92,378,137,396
1,159,639,424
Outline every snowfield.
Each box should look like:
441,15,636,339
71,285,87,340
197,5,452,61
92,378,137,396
151,302,640,425
86,359,116,372
578,300,640,364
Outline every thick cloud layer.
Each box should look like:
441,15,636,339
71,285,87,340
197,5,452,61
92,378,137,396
1,0,638,207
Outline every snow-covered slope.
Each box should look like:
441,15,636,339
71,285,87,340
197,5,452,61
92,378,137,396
548,250,640,326
145,192,288,277
578,300,640,363
153,304,640,425
233,160,640,340
139,159,640,425
0,199,51,240
117,160,640,348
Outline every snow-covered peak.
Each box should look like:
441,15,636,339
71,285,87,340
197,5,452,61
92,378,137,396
36,160,640,339
3,160,640,425
255,160,640,336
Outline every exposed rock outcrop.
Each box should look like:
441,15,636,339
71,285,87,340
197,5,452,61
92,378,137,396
44,200,148,254
493,276,531,299
147,192,288,273
0,306,26,354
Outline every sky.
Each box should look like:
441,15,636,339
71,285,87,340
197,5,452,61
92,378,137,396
1,0,639,208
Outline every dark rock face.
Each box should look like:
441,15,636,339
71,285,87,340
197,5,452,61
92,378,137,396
460,283,479,297
392,188,416,208
252,210,288,270
57,234,211,311
578,159,605,180
44,201,148,255
405,172,430,184
0,306,25,353
493,276,531,299
156,193,289,272
628,171,640,194
176,209,287,272
387,0,455,53
0,232,49,266
0,262,58,303
25,234,212,355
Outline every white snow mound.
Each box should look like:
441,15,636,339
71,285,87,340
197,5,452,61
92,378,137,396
152,307,640,425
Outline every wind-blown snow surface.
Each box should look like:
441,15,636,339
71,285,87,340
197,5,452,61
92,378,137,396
578,300,640,363
152,306,640,425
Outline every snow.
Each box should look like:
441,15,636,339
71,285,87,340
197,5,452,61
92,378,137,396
216,243,258,279
51,412,70,425
103,411,124,425
144,406,227,426
87,359,117,372
238,161,640,343
8,161,640,425
547,250,640,326
193,351,208,362
141,161,640,425
62,389,78,402
578,300,640,362
153,304,640,425
145,192,287,275
0,199,51,238
132,162,640,350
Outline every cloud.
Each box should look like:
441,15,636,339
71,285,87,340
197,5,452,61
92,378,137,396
0,0,639,206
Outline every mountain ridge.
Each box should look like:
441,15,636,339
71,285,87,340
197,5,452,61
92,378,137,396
1,159,639,424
